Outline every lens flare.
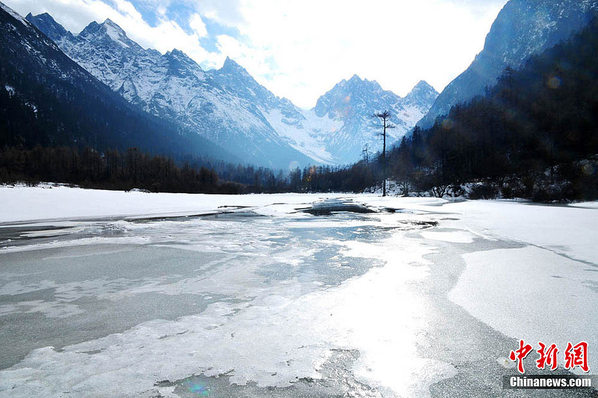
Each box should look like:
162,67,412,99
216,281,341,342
547,76,561,89
441,118,454,130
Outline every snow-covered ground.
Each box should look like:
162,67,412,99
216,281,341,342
0,186,596,397
0,184,346,222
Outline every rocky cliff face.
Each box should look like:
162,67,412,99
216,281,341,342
418,0,598,129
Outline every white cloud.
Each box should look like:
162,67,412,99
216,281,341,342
4,0,508,108
194,0,507,107
188,13,207,37
193,0,245,27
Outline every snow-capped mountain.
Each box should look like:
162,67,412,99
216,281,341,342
418,0,598,129
0,3,233,162
27,12,437,166
27,13,316,169
206,56,338,165
311,77,437,162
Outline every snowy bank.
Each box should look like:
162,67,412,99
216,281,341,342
0,185,343,223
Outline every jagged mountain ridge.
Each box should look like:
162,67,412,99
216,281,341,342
27,12,438,166
0,3,236,163
26,12,318,168
418,0,598,129
27,13,315,169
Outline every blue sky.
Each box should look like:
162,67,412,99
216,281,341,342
5,0,508,108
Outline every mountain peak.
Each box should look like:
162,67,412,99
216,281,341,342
407,80,438,98
338,74,381,90
164,48,202,72
103,18,119,27
167,48,192,60
220,56,250,76
26,12,70,42
223,56,240,69
79,21,102,38
79,18,133,48
412,80,435,92
101,18,128,40
315,74,394,120
404,80,439,109
35,12,52,19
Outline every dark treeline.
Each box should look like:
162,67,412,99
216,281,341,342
0,144,381,194
287,162,378,193
0,146,245,193
304,16,598,201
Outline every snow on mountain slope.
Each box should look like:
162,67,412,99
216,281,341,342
27,12,437,166
26,13,315,169
261,108,339,164
418,0,598,129
262,78,438,165
311,77,438,163
0,2,235,162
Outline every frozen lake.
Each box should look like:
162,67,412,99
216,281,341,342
0,187,596,397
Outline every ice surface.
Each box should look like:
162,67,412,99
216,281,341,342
420,230,475,243
446,200,598,264
449,246,598,373
0,187,596,396
0,191,456,397
439,199,598,374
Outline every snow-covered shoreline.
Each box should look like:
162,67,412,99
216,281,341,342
0,185,344,223
0,184,456,224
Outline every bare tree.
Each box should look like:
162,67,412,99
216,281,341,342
362,143,370,163
373,110,395,196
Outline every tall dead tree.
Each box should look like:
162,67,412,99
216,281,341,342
373,110,395,196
